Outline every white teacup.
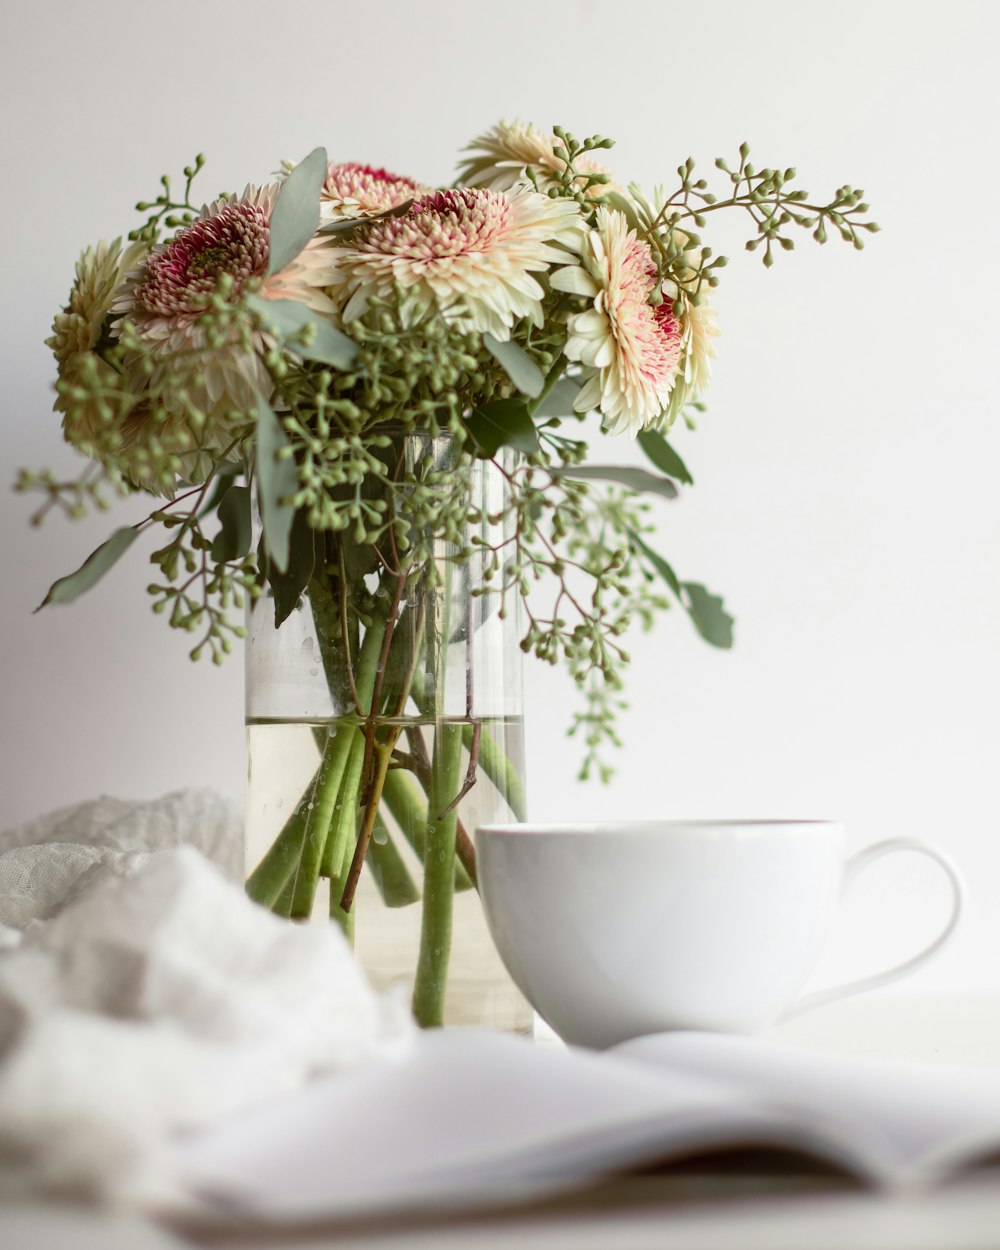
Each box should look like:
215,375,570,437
475,821,964,1049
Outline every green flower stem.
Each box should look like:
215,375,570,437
464,723,527,821
382,765,474,892
289,609,388,919
367,814,421,908
400,724,476,889
246,788,312,908
320,733,367,940
381,768,428,857
320,732,365,878
412,721,464,1027
288,723,356,919
309,571,353,707
272,873,296,918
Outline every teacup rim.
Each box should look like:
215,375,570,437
477,818,842,837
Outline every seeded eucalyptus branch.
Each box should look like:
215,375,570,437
129,153,210,245
15,463,124,525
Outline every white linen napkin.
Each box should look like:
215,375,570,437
0,790,412,1205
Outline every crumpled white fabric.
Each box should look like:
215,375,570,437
0,790,241,940
0,790,413,1205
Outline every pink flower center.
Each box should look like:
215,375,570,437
134,203,270,318
356,188,510,260
323,162,423,215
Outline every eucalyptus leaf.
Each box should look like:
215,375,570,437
637,429,694,485
628,529,734,648
482,333,545,399
316,197,414,237
552,465,678,500
255,398,298,573
36,527,138,610
682,582,735,649
465,399,540,458
245,295,357,369
210,484,252,563
267,147,327,276
535,376,583,418
316,215,366,238
197,471,236,520
268,510,320,627
627,529,681,597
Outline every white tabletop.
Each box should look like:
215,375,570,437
6,994,1000,1250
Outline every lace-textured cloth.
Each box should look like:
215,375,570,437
0,790,411,1203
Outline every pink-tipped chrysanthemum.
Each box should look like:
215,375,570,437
625,185,718,426
555,207,682,436
457,120,616,197
319,161,427,220
112,184,336,415
326,184,584,339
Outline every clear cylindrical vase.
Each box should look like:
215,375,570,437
244,431,530,1030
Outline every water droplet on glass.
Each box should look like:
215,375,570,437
373,827,388,845
309,668,318,677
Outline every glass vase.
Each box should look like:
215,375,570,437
244,431,530,1030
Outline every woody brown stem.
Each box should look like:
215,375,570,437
454,819,478,889
340,727,403,913
440,720,481,817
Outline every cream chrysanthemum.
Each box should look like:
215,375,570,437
326,184,584,340
457,120,615,197
47,237,148,457
555,207,683,437
318,161,427,220
112,184,336,418
626,185,718,425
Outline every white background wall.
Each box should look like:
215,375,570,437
1,0,997,994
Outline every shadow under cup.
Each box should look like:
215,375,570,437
474,820,962,1050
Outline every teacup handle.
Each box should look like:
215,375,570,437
779,837,964,1022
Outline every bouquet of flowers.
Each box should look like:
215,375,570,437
19,122,876,1026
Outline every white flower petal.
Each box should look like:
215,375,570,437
550,266,600,297
573,373,602,413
